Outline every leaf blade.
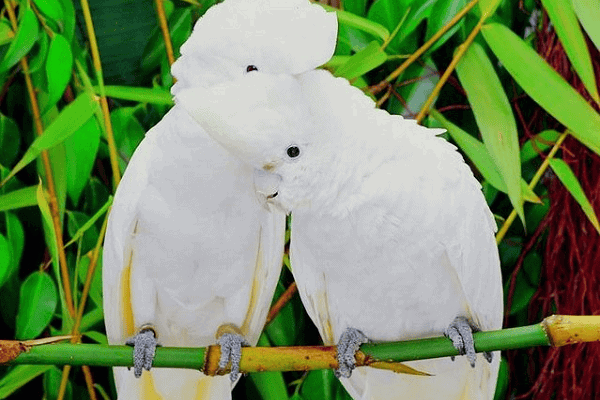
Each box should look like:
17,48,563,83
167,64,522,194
482,23,600,156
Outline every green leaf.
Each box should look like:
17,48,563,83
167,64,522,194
142,8,192,73
0,185,38,212
0,234,12,288
333,41,387,80
111,107,145,173
541,0,600,104
248,335,289,400
325,5,389,43
2,93,98,185
77,253,103,308
520,130,561,164
572,0,600,52
478,0,502,17
57,0,75,41
16,271,58,339
45,34,73,110
0,113,20,167
342,0,368,16
0,5,38,73
425,0,466,54
0,20,14,46
388,59,439,117
457,42,524,226
67,211,99,254
82,330,107,344
101,85,173,105
431,110,539,203
549,158,600,235
44,366,72,400
65,118,101,203
5,212,24,282
27,30,49,74
65,196,112,248
493,357,509,400
32,0,64,24
482,23,600,156
300,370,337,400
0,365,53,398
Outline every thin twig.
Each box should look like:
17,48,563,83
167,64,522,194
370,0,479,96
79,0,121,188
415,7,487,123
266,282,298,325
154,0,176,68
496,131,569,243
4,0,75,317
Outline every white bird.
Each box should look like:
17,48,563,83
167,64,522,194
102,0,337,398
177,60,504,398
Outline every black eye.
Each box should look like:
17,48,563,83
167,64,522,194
286,146,300,158
246,65,258,72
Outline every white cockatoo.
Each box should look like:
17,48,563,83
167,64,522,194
102,0,337,398
177,51,504,399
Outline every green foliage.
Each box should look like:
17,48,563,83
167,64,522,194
0,0,598,399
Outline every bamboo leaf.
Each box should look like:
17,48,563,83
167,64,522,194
0,186,38,212
65,118,101,204
45,33,73,111
0,234,12,288
431,109,539,203
456,42,524,225
2,93,99,185
572,0,600,52
0,5,38,73
15,271,58,339
100,85,173,105
482,23,600,156
541,0,599,104
0,365,53,398
549,158,600,235
0,113,20,167
333,41,387,80
32,0,64,23
320,4,389,43
520,130,561,164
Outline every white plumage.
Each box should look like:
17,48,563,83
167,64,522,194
102,0,337,398
179,63,504,399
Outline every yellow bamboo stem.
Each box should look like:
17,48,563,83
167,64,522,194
4,0,75,318
495,131,568,243
154,0,176,68
79,0,121,188
370,0,479,96
415,10,487,124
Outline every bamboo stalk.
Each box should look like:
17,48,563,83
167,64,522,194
4,0,76,320
5,316,600,374
415,9,488,124
79,0,121,188
370,0,479,96
495,131,568,243
154,0,176,68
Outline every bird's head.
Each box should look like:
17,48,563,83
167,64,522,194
171,0,337,94
176,69,340,213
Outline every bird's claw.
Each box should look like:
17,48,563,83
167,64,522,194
125,328,158,378
444,316,492,367
218,333,248,382
335,327,368,378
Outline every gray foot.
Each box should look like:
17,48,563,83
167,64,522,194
218,333,247,382
335,327,368,379
125,328,158,378
444,316,492,367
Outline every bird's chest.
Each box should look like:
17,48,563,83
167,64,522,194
292,210,465,341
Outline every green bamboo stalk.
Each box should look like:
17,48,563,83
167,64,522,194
4,316,598,374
